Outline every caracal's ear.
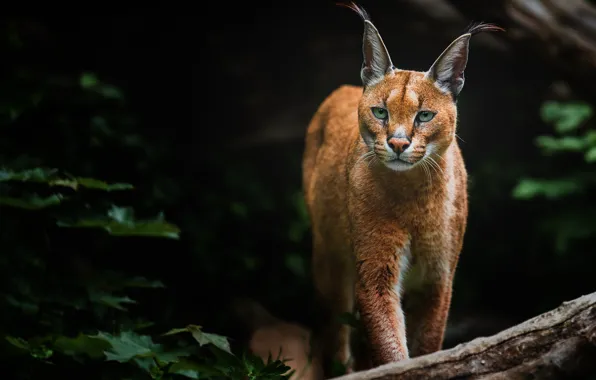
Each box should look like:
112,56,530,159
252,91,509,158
339,2,394,87
426,23,504,99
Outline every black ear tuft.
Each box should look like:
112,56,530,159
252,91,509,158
338,2,395,87
336,2,370,22
426,22,504,98
464,22,505,36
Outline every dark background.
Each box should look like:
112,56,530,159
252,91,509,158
1,1,595,379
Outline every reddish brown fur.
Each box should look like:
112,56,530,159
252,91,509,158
301,6,501,375
303,74,469,374
300,19,506,378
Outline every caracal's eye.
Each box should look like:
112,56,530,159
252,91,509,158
416,111,435,123
371,107,388,120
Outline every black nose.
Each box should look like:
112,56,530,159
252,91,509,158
388,138,410,154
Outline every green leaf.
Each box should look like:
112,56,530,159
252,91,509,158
51,177,133,191
169,359,225,378
585,147,596,162
5,336,54,360
0,168,133,191
133,320,156,331
5,336,30,350
540,101,593,133
88,290,137,311
512,178,584,200
90,331,192,367
172,369,200,379
0,167,57,182
80,72,99,88
162,327,190,336
80,73,124,99
252,354,294,379
54,333,111,359
57,205,181,239
163,325,232,354
91,331,158,363
535,135,587,153
97,84,124,100
585,130,596,146
0,194,64,209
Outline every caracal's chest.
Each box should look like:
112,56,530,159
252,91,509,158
396,184,460,293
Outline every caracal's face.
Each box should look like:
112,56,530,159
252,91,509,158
358,70,457,172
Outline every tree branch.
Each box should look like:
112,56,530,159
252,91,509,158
449,0,596,98
333,292,596,380
401,0,596,99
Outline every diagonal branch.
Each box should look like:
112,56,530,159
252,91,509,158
332,291,596,380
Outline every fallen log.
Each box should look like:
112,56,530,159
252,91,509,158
332,291,596,380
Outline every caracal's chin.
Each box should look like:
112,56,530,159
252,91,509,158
383,158,414,172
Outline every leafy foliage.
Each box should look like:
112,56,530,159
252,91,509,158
1,164,292,379
7,327,294,380
0,21,300,378
512,100,596,253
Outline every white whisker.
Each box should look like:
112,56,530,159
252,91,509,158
434,153,447,163
426,156,446,185
355,151,375,166
428,156,445,176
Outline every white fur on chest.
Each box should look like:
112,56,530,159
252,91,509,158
396,243,448,295
396,244,429,296
393,150,459,295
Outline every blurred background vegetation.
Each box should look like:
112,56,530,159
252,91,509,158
1,1,596,379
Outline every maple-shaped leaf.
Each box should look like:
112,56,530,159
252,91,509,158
91,331,158,363
163,325,231,354
90,331,192,365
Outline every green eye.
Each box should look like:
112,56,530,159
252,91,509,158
371,107,388,120
416,111,435,123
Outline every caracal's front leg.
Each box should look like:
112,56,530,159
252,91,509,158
404,255,455,357
353,226,411,365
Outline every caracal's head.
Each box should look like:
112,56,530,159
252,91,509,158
343,3,503,172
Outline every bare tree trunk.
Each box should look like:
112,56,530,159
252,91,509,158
332,291,596,380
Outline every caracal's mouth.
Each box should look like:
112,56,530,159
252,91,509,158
383,157,415,172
